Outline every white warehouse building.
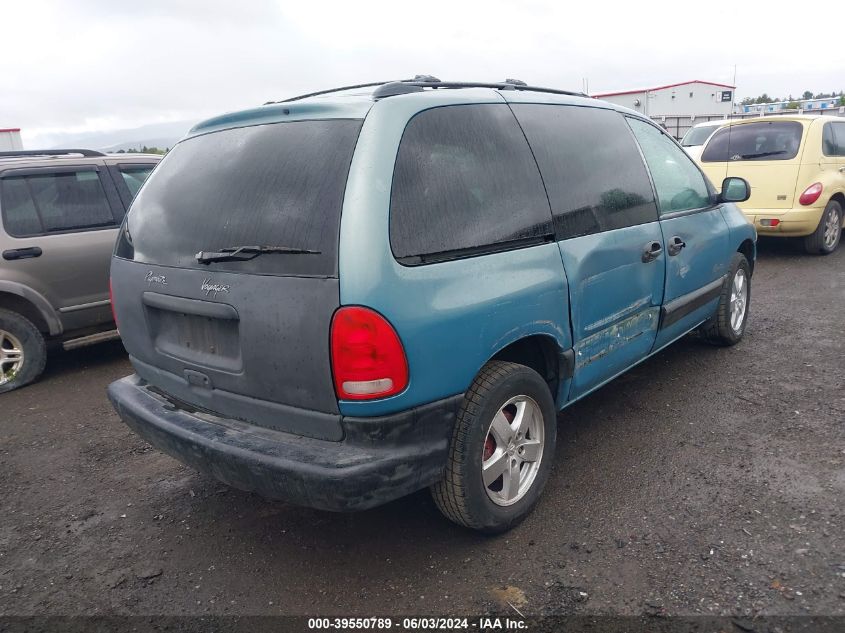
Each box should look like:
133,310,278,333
0,128,23,151
593,80,735,117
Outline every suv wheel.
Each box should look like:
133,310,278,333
431,361,556,533
804,200,842,255
0,309,47,393
700,253,751,347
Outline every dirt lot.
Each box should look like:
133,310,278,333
0,239,842,618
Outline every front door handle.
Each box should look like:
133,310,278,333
667,236,686,256
839,166,845,173
642,240,663,263
3,247,43,261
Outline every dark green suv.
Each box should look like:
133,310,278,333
0,149,158,392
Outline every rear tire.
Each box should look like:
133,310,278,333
804,200,841,255
431,361,556,533
0,309,47,394
700,253,751,347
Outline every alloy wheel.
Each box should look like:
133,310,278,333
482,395,545,506
729,269,748,334
0,330,25,387
823,207,841,250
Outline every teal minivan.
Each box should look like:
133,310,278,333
108,78,756,533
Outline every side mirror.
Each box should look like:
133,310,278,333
719,177,750,203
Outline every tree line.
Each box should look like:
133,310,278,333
114,146,168,155
741,90,845,108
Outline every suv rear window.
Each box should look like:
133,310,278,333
701,121,804,162
117,119,362,277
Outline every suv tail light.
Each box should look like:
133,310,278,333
109,278,118,328
799,182,823,206
330,307,408,400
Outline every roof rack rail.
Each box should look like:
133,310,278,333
268,81,405,104
372,80,588,100
0,149,105,158
266,77,588,105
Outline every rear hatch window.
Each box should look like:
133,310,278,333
701,121,804,162
117,119,363,277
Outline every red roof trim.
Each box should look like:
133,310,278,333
592,80,736,98
0,128,21,133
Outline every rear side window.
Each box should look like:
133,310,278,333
118,120,363,277
681,124,719,147
701,121,804,162
119,165,154,198
512,104,658,239
389,104,552,264
823,122,845,157
0,169,115,237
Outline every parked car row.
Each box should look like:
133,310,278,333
683,116,845,254
0,149,159,391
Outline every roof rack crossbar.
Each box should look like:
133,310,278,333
0,149,105,158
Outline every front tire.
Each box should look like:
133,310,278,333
0,309,47,393
700,253,751,347
431,361,556,533
804,200,842,255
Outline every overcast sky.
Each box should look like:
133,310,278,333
3,0,844,146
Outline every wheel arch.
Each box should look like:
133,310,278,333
829,192,845,224
490,334,570,404
0,284,61,335
737,238,756,275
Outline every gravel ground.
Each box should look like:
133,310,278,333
0,238,842,618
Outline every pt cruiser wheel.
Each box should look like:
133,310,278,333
432,361,556,533
804,200,842,255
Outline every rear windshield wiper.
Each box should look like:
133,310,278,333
195,245,321,264
733,150,787,160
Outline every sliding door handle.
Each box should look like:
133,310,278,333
642,241,663,263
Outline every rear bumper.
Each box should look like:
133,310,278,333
108,375,461,512
742,207,824,236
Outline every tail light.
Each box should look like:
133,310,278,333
799,183,823,206
109,278,118,328
330,307,408,400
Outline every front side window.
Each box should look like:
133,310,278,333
701,121,804,162
389,104,552,263
0,169,115,237
627,118,712,214
512,104,658,239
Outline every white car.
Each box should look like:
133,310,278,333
681,119,728,161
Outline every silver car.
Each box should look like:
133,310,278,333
0,149,159,392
